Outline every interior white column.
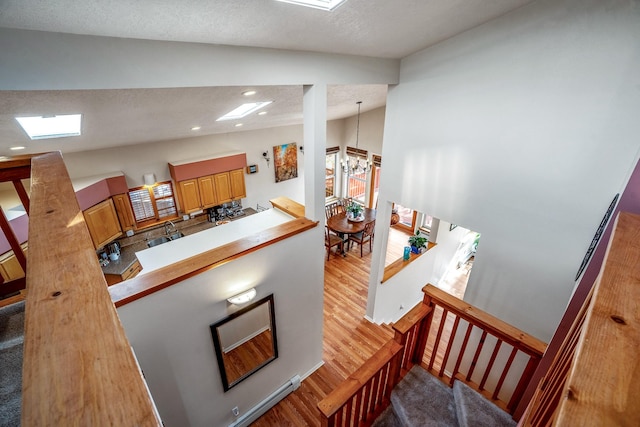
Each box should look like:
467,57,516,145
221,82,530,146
302,84,327,223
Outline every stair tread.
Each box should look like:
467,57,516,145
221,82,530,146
391,366,459,427
372,405,403,427
453,381,515,427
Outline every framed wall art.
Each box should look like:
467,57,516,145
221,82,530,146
273,142,298,183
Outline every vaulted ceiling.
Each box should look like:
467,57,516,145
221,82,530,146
0,0,535,155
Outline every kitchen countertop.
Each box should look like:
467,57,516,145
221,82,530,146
135,207,292,276
101,207,257,276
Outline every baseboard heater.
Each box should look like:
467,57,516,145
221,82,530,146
228,375,301,427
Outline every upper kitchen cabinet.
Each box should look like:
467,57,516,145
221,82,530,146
112,193,136,232
84,198,122,249
169,152,247,214
197,175,218,208
214,172,233,204
178,179,203,214
230,168,246,200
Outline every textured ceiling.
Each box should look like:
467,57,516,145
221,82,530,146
0,0,535,155
0,0,535,58
0,85,388,155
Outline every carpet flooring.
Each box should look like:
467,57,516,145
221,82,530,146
0,300,24,427
375,365,516,427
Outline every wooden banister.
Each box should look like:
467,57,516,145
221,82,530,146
421,284,547,357
416,284,546,414
22,152,162,425
522,212,640,426
318,340,403,427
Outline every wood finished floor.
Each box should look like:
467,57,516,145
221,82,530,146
0,227,471,426
252,227,471,426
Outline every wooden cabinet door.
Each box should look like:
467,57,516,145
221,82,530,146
83,198,122,249
198,175,218,208
113,193,135,231
214,172,233,204
178,179,202,213
230,168,246,200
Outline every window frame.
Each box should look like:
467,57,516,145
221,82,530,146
325,147,339,200
128,180,179,228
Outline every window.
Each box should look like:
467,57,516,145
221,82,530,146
129,181,178,226
325,147,339,199
368,154,382,208
345,146,368,204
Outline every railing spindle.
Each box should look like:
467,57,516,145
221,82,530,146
493,346,518,400
439,315,461,378
480,340,502,390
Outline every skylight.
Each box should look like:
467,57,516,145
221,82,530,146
15,114,82,140
275,0,347,11
216,102,272,121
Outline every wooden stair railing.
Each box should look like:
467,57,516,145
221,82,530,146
318,340,403,427
416,284,547,415
20,152,162,425
318,287,546,425
521,211,640,426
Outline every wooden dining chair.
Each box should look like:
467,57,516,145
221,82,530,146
348,220,376,257
325,226,343,260
325,202,340,220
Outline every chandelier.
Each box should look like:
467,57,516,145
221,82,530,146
341,101,372,175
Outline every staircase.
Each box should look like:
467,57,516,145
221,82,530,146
373,366,514,427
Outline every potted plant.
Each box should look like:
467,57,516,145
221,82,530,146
408,231,428,254
345,201,364,220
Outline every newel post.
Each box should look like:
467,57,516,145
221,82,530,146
413,287,435,365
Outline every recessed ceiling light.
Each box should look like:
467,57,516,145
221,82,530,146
242,90,257,96
275,0,347,11
235,123,243,127
10,146,25,151
191,126,201,131
217,101,272,121
258,111,268,116
15,114,82,140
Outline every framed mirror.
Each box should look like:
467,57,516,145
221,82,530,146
210,294,278,391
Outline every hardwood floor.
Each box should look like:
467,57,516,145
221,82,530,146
0,224,471,426
252,227,472,426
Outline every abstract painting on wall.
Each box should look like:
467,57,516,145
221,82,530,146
273,142,298,183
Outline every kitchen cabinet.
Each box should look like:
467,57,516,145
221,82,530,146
197,175,218,208
178,179,202,214
230,168,246,199
175,168,246,214
104,259,142,286
84,198,122,249
214,172,233,204
0,243,28,282
113,193,136,231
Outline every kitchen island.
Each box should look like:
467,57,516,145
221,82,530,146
135,208,295,275
109,198,317,307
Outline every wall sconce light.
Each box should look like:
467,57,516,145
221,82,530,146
262,151,271,168
227,288,257,305
143,173,157,187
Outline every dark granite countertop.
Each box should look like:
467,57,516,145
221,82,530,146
100,207,257,276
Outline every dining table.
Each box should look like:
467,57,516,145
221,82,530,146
327,208,376,255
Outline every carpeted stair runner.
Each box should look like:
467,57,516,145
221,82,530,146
0,300,25,427
377,365,516,427
452,380,515,427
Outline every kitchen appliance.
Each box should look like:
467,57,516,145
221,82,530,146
107,241,121,261
209,201,245,222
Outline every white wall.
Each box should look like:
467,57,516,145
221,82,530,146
117,227,324,427
376,0,640,341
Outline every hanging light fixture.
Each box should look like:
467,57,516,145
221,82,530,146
341,101,372,175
